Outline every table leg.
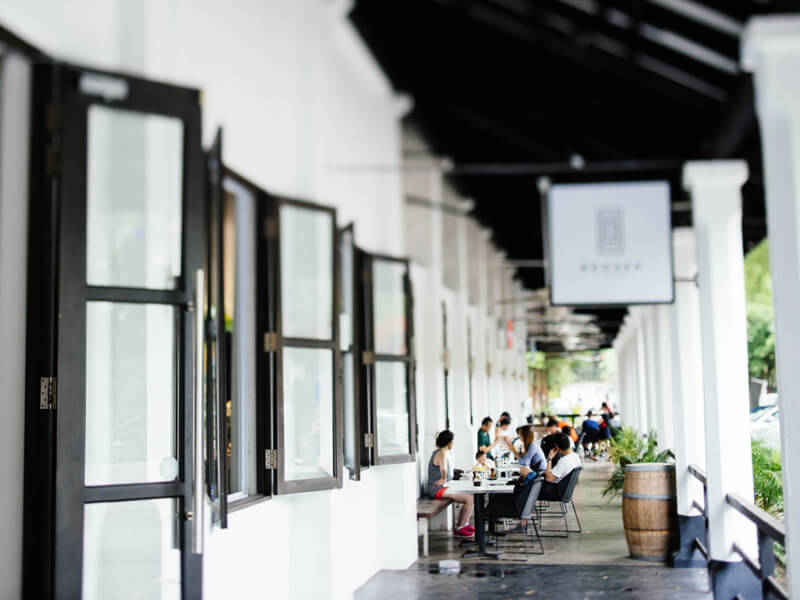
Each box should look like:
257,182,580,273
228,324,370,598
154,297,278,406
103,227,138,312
461,492,502,559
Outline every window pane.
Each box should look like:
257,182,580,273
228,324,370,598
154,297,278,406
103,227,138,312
282,347,334,480
375,361,409,456
343,352,356,474
86,105,183,289
280,205,332,339
339,228,354,351
83,499,180,600
85,302,177,486
222,178,258,498
373,260,407,355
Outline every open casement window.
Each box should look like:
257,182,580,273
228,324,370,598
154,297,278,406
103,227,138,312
360,253,417,465
23,63,204,600
339,225,363,480
206,130,270,525
262,197,343,494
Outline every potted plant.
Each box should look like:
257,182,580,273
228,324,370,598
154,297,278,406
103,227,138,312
603,428,676,561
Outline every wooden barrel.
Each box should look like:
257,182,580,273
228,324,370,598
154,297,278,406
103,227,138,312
622,463,678,561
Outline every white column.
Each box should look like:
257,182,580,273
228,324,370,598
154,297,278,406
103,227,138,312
654,305,675,451
743,18,800,597
632,311,650,434
669,228,707,516
684,161,757,564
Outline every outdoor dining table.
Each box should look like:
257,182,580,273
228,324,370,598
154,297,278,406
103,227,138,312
446,479,515,559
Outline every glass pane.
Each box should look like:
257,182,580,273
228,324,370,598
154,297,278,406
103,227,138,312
373,260,407,355
87,105,183,289
375,361,409,456
83,499,180,600
343,352,356,474
222,178,258,498
282,347,334,480
85,302,177,486
280,204,333,339
339,228,354,351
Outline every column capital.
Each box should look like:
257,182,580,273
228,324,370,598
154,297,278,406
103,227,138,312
682,160,748,192
742,16,800,72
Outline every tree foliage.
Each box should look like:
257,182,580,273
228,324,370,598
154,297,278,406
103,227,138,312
744,239,776,389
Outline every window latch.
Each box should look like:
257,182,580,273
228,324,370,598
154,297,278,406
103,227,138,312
364,433,375,449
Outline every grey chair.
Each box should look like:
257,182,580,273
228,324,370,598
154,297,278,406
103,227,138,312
513,476,545,556
536,466,583,537
486,476,545,558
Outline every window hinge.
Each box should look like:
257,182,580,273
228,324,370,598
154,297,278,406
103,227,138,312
265,449,278,470
263,332,278,353
362,268,371,284
40,377,57,410
364,433,375,449
467,357,474,375
441,348,450,370
362,350,374,365
263,217,278,240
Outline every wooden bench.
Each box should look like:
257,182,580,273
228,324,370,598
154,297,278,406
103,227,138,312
417,498,452,557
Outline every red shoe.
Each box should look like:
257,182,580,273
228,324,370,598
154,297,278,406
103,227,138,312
463,524,476,533
454,525,473,537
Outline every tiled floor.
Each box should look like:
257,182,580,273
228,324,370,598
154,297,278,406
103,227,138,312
356,460,712,599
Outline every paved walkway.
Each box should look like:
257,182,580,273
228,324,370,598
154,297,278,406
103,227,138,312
356,460,711,599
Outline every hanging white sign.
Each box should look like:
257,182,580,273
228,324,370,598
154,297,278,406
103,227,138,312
547,180,674,305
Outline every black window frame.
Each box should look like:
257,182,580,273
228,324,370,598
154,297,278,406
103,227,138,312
339,224,363,480
262,196,343,494
360,252,417,466
23,61,204,600
206,140,273,522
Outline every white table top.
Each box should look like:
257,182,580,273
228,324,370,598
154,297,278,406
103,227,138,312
446,480,515,494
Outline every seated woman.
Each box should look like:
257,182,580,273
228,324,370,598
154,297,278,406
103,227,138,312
517,425,546,477
427,430,475,537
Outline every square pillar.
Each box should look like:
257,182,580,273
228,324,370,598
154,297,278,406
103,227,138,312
669,228,707,568
743,18,800,599
684,161,759,598
632,310,650,435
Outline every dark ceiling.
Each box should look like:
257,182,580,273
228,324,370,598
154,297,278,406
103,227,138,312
350,0,795,350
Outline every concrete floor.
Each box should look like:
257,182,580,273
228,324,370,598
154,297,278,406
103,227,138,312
356,460,712,599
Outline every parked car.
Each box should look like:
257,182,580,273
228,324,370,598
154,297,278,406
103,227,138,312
750,405,780,450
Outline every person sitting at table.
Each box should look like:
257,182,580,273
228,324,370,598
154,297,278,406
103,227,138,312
512,426,525,456
494,417,516,459
540,433,583,501
540,418,563,467
477,416,496,457
471,450,495,473
550,414,579,444
517,425,546,476
581,411,601,460
427,429,475,538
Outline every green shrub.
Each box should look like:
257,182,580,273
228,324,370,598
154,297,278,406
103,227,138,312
752,439,783,517
602,428,672,499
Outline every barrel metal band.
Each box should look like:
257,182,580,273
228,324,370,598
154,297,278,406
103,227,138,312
625,464,676,472
622,492,676,500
